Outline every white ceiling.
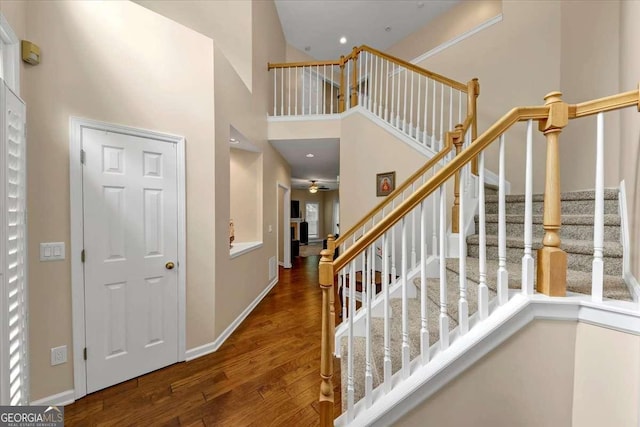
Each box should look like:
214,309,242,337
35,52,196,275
274,0,459,60
270,138,340,189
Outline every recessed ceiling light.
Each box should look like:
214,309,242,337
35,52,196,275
339,36,347,44
385,26,392,32
306,153,315,158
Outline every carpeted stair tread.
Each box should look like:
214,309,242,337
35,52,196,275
466,234,623,258
484,189,618,203
480,213,621,226
445,257,631,301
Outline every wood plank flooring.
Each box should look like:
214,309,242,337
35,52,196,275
65,255,341,426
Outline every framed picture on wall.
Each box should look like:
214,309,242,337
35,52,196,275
376,171,395,197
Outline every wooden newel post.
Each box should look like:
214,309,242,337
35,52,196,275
339,56,346,113
537,91,568,296
468,78,480,175
350,47,359,108
451,123,464,233
319,248,335,426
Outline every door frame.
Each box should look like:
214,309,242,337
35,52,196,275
69,117,186,399
276,182,291,270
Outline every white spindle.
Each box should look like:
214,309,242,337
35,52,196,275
302,66,306,114
295,67,299,115
416,74,421,141
374,55,380,115
438,185,449,350
367,53,373,111
439,83,444,150
409,72,414,137
403,69,408,132
341,262,347,319
522,120,535,295
365,246,373,407
458,90,462,124
448,86,453,134
384,60,390,121
458,162,469,334
347,260,356,422
401,217,410,379
592,112,605,302
280,67,284,116
273,68,277,116
358,52,363,107
432,170,438,256
497,134,508,305
315,65,319,114
396,67,401,128
431,80,437,150
330,66,333,114
287,67,291,116
321,64,326,114
423,77,429,145
478,152,489,319
382,232,391,392
411,184,417,268
420,198,429,363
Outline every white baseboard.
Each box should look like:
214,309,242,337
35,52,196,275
30,389,75,406
185,276,279,361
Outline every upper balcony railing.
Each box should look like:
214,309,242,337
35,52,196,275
268,46,479,155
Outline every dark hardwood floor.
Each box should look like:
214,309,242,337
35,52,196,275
65,255,341,426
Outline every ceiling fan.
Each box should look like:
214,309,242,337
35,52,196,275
308,180,331,193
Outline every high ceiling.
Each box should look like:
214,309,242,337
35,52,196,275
271,1,459,190
274,0,459,60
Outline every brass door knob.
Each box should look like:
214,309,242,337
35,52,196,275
165,261,175,270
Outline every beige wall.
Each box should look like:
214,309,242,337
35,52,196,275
572,323,640,427
7,0,216,400
230,148,262,242
388,0,502,63
620,0,640,280
340,113,430,231
396,320,577,427
213,0,288,338
135,0,253,90
323,190,339,238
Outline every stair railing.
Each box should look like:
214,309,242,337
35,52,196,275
268,45,479,153
318,86,640,425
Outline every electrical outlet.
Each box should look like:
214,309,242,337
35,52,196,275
51,345,67,366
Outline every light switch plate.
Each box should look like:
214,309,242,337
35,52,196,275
40,242,65,261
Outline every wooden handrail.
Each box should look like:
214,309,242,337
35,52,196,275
268,60,341,69
572,87,640,117
359,45,468,92
334,113,472,248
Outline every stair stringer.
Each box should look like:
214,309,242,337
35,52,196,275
335,293,640,426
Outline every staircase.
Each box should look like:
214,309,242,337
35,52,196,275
340,187,633,410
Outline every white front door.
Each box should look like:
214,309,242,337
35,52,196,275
82,128,179,393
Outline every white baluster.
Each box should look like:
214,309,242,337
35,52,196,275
315,65,319,114
272,68,276,116
390,63,396,125
403,68,408,132
287,67,291,116
347,259,356,422
280,67,284,116
458,90,462,125
358,52,363,107
384,59,390,121
295,67,299,115
409,71,414,137
497,134,508,305
330,65,333,114
449,86,453,134
341,258,347,319
396,67,401,128
438,185,449,350
439,83,444,150
302,66,306,115
478,152,489,319
420,198,429,363
401,217,410,379
411,184,417,269
458,163,469,334
382,232,392,393
365,245,373,407
592,112,605,302
416,73,421,142
423,77,429,145
367,53,373,111
522,120,535,295
432,172,439,257
431,80,437,150
322,64,326,114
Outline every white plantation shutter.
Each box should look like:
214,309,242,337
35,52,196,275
0,82,27,405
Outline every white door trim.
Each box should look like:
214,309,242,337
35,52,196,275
0,13,20,96
69,117,186,399
277,182,291,269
